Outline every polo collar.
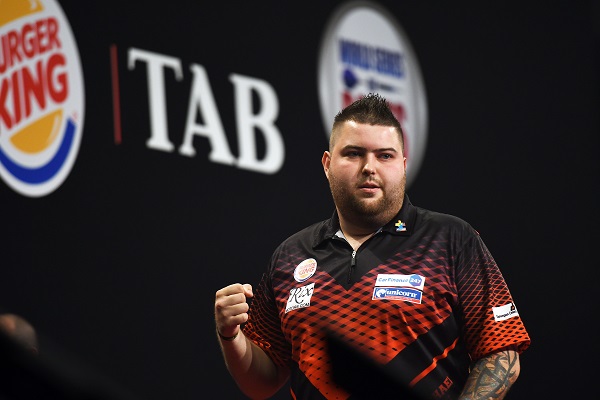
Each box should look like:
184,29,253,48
313,194,417,248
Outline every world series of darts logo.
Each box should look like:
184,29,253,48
0,0,84,197
318,2,428,189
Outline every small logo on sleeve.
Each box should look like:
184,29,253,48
493,303,519,321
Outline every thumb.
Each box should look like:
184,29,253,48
242,284,253,298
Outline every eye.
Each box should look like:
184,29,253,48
379,153,393,160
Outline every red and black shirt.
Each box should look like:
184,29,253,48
243,195,531,399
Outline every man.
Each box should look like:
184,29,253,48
0,312,38,354
215,93,530,399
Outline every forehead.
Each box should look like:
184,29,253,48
332,121,402,149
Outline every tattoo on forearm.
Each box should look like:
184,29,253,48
460,350,519,399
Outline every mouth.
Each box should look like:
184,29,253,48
357,181,381,194
358,180,381,189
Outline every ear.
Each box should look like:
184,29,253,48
322,151,331,178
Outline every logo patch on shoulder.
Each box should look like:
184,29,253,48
293,258,317,282
285,283,315,313
493,303,519,321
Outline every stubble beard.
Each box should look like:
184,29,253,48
329,172,406,230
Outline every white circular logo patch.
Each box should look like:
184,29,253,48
0,0,85,197
317,2,428,187
294,258,318,282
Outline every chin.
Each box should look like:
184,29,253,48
356,198,385,213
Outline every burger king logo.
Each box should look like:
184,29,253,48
294,258,318,282
0,0,85,197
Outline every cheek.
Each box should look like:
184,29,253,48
335,168,358,183
383,167,406,182
329,162,352,177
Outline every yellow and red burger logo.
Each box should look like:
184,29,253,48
294,258,317,282
0,0,84,197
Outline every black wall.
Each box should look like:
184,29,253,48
2,1,599,399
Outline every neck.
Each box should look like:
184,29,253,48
338,218,380,251
337,206,398,237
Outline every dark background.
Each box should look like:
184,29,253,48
2,1,599,399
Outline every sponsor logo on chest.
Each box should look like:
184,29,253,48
285,282,315,313
372,273,426,304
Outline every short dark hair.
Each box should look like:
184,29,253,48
330,93,404,151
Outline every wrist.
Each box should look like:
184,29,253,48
217,328,240,341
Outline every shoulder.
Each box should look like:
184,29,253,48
412,205,480,243
265,219,330,274
409,206,491,263
277,219,330,249
416,206,472,229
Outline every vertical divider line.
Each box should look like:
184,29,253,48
110,44,122,145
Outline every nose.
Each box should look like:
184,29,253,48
362,162,375,175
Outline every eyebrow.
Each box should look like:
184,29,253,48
341,145,399,153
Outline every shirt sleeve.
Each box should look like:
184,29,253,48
455,227,531,361
243,271,292,368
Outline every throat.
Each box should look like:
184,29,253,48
337,229,378,250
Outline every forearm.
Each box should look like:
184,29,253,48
459,350,520,399
218,330,289,399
